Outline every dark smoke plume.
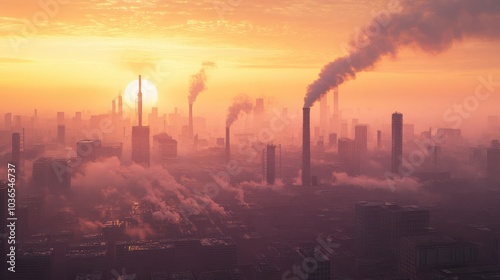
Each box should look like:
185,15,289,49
304,0,500,107
188,61,216,104
226,95,253,127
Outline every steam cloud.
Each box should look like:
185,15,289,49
188,61,216,104
304,0,500,107
226,95,253,127
54,157,227,239
332,172,422,192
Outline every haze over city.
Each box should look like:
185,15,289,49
1,0,500,280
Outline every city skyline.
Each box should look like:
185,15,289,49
1,1,500,279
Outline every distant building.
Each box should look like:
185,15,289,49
32,157,71,190
400,235,477,280
57,125,65,144
355,201,430,259
153,133,178,161
355,124,368,159
265,144,276,185
11,132,21,166
338,138,360,175
132,126,150,167
328,133,337,147
436,128,462,147
392,112,403,174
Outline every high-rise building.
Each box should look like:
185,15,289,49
355,201,385,259
338,138,360,176
57,125,65,144
131,75,150,167
356,201,430,260
328,133,338,147
265,144,276,185
32,157,71,190
254,98,265,131
355,125,368,159
153,133,178,161
77,140,102,162
57,112,64,125
392,112,403,174
132,127,150,167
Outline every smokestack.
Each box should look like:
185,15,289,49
112,100,116,116
118,95,123,118
189,103,193,138
302,107,311,186
138,75,143,127
225,126,230,162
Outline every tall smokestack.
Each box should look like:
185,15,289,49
118,95,123,118
138,75,143,127
112,99,116,116
225,126,230,162
189,103,193,138
302,107,311,186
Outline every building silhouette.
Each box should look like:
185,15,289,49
32,157,71,190
265,144,276,185
338,138,360,176
392,112,403,174
355,124,368,159
153,133,178,161
131,75,150,167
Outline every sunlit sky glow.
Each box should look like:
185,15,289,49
0,0,499,127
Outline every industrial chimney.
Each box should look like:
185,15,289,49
302,107,311,186
225,126,230,162
138,75,143,127
189,103,194,138
112,99,116,117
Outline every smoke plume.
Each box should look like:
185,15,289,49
226,95,253,127
188,61,216,104
304,0,500,107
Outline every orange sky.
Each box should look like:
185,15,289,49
0,0,499,127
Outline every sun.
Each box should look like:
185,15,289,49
123,78,158,108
